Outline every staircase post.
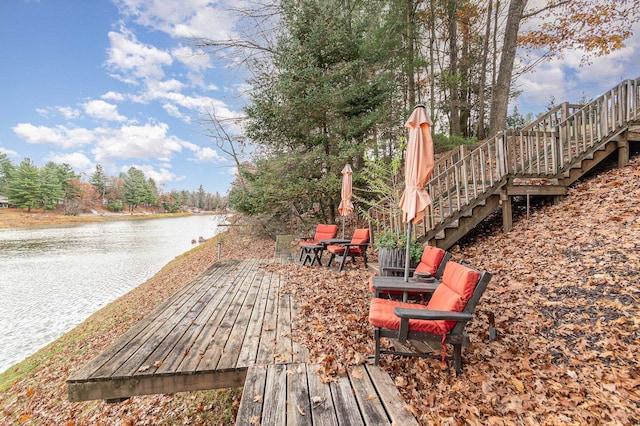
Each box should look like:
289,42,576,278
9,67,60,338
500,190,512,233
618,131,629,168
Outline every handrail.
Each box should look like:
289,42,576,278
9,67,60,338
368,76,640,244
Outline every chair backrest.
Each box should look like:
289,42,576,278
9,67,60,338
426,262,481,334
314,224,338,242
350,228,369,245
414,246,448,277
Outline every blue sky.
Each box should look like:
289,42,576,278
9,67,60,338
0,0,248,195
0,1,639,195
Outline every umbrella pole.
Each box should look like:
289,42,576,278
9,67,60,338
404,222,412,282
342,216,345,239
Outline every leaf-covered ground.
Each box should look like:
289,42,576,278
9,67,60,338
271,157,640,425
1,157,639,425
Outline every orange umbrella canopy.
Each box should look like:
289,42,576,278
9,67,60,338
398,105,434,224
338,164,354,217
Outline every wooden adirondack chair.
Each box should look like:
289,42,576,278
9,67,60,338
369,261,492,374
381,246,451,278
326,228,370,272
298,224,338,265
369,247,451,301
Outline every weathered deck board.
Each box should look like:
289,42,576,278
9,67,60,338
236,363,419,426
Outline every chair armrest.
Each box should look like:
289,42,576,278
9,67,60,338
394,308,473,322
394,308,473,342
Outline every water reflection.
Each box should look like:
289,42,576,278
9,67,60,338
0,215,225,374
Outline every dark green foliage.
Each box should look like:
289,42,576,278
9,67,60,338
7,158,42,212
433,133,478,153
107,200,124,212
90,164,108,198
236,0,400,230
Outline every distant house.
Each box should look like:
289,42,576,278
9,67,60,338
0,196,8,208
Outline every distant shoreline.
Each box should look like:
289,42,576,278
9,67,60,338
0,207,224,229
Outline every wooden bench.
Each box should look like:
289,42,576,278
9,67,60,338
236,362,418,426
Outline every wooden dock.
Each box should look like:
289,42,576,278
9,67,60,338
67,259,306,402
67,257,418,425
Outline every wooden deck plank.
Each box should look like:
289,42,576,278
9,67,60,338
261,364,287,425
290,296,309,363
275,292,294,364
305,364,339,426
256,270,280,364
365,365,419,426
217,263,267,369
286,364,312,425
330,374,365,426
235,364,267,426
348,365,392,425
236,262,274,368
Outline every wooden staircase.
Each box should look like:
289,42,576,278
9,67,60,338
371,77,640,250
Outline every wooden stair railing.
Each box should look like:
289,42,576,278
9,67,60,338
368,77,640,250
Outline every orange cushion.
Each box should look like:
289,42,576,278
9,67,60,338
314,224,338,242
414,246,445,275
426,262,479,332
369,298,445,335
350,229,369,244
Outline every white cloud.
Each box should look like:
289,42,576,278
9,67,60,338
93,122,184,163
120,163,180,185
192,146,225,163
45,152,93,171
13,123,94,149
0,146,18,157
113,0,239,40
106,27,173,83
172,45,211,73
83,100,127,122
102,91,126,102
36,106,82,120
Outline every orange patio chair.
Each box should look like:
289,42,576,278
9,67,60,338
298,224,338,265
369,246,451,300
381,245,450,279
326,228,370,272
369,261,492,374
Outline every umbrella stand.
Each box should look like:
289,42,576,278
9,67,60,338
404,222,412,282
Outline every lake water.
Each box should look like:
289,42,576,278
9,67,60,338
0,214,226,374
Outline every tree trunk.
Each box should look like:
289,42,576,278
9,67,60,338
489,0,528,135
448,0,460,136
406,0,416,107
475,0,493,139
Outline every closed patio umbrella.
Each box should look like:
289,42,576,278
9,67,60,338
398,105,434,281
338,163,354,239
